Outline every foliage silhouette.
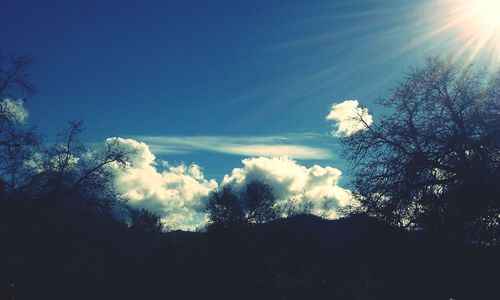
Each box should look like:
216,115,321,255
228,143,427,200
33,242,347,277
0,55,164,299
205,180,280,230
129,208,165,235
0,55,36,99
341,57,499,245
206,185,247,230
244,180,278,224
0,55,38,190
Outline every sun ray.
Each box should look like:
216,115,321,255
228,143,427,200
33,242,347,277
432,0,500,67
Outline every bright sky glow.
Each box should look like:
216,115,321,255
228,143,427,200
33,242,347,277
466,0,500,28
423,0,500,66
452,0,500,58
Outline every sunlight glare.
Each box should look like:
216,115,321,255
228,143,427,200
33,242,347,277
467,0,500,28
445,0,500,65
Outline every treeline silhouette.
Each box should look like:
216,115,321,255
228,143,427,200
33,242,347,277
0,55,498,299
1,205,497,299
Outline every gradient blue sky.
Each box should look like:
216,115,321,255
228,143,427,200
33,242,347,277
1,0,495,180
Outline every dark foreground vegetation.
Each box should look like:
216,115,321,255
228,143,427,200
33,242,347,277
0,207,497,300
0,56,498,299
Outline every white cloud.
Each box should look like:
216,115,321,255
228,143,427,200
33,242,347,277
106,138,217,230
134,134,333,160
326,100,372,136
222,157,355,219
0,98,29,123
104,138,354,229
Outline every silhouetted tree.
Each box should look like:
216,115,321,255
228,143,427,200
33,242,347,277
0,54,169,300
0,55,36,98
0,54,142,227
129,208,164,235
319,197,336,218
206,181,279,230
278,193,314,217
0,55,38,190
244,180,278,224
15,121,134,213
341,57,499,244
206,186,246,230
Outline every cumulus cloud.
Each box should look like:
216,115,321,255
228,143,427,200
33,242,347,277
134,134,333,160
326,100,372,137
0,98,29,123
222,157,354,219
104,138,354,229
106,138,217,230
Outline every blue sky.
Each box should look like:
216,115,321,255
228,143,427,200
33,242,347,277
1,0,430,176
2,0,499,228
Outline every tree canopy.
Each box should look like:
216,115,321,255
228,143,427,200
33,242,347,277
205,180,279,230
342,57,499,244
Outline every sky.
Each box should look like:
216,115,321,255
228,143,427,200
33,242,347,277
2,0,499,229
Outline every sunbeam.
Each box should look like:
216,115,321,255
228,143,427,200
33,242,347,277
430,0,500,66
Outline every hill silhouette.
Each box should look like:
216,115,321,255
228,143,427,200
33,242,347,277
2,198,496,300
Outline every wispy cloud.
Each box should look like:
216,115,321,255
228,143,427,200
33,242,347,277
132,133,333,160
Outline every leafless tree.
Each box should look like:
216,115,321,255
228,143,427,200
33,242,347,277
0,56,38,189
341,57,499,244
19,121,135,211
0,55,135,213
0,55,36,99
